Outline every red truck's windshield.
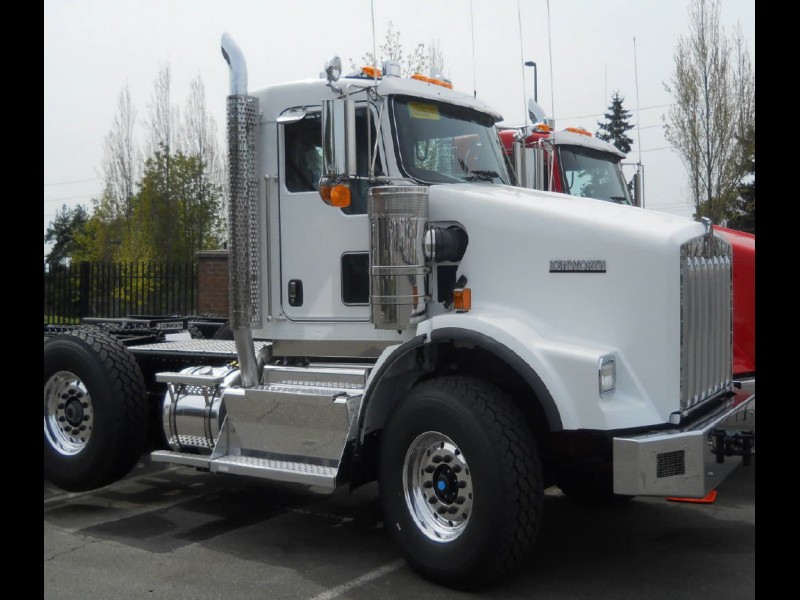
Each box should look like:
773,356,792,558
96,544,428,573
557,145,633,205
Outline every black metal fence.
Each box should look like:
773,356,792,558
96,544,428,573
43,261,198,324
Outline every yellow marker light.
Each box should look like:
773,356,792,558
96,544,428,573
361,66,382,78
410,73,452,89
534,123,552,133
330,184,351,208
565,127,592,137
453,288,471,312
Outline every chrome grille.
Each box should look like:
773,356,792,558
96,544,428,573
680,233,732,411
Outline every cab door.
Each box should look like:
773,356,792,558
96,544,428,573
278,108,375,321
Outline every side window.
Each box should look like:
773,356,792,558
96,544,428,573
285,115,322,193
341,252,369,304
282,109,383,214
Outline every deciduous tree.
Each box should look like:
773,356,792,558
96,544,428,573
663,0,754,224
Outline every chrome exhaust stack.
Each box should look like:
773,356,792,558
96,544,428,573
221,33,261,388
368,186,430,330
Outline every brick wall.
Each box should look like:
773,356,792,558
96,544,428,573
196,250,229,317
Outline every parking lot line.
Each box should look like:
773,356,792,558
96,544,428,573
306,560,405,600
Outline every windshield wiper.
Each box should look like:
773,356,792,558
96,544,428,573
608,196,629,204
464,170,501,182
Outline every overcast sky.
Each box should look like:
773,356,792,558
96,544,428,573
43,0,755,260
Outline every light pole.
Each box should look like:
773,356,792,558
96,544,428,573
524,61,537,102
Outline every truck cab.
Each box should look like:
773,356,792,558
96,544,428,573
43,36,755,589
498,124,635,204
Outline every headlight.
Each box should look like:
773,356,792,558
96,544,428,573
599,354,616,397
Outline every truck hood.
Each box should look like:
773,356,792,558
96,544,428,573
425,183,720,423
428,183,702,251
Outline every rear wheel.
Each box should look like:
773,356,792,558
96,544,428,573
44,330,148,491
379,376,543,589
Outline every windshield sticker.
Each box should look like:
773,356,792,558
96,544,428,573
407,102,441,120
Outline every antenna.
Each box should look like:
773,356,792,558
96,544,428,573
470,0,477,98
546,0,555,126
633,36,644,207
370,0,377,71
633,37,642,165
517,0,528,128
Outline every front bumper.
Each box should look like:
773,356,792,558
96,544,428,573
613,387,755,497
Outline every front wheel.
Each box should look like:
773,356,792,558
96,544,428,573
44,330,148,491
379,376,544,589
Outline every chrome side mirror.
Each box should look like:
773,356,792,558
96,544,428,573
321,97,356,178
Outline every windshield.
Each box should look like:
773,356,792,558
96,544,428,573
557,145,632,204
391,95,510,185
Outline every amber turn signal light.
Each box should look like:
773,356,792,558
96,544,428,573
453,288,471,311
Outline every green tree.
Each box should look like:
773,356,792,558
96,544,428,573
44,203,90,267
724,124,754,232
663,0,754,224
131,149,223,263
596,91,634,155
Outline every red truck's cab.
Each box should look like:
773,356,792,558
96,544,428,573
498,124,636,204
498,124,755,384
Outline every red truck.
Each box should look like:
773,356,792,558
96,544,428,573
498,123,755,390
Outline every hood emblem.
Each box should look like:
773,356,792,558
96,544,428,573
549,260,606,273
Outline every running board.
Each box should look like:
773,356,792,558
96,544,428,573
150,362,373,492
150,450,337,489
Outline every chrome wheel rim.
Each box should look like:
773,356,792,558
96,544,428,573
402,431,474,542
44,370,94,455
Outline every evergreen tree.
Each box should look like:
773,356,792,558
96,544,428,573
596,91,634,155
44,204,90,267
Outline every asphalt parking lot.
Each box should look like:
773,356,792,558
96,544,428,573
45,456,754,600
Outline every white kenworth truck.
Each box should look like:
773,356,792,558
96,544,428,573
43,35,755,589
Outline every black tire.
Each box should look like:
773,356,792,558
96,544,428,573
44,330,148,492
379,376,543,589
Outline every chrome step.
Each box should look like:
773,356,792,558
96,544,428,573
261,364,370,391
150,450,337,490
